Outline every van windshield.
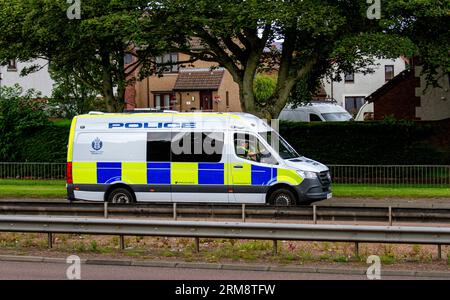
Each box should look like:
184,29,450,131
260,131,301,160
322,112,353,121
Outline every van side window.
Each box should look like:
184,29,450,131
147,132,171,162
171,132,224,163
309,114,322,122
234,133,278,165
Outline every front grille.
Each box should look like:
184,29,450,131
319,171,331,186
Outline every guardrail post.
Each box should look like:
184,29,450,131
313,205,317,224
104,202,108,219
438,245,442,260
273,240,278,255
242,204,246,222
194,237,200,253
173,203,177,220
388,206,392,226
48,233,53,249
354,242,359,257
119,235,125,250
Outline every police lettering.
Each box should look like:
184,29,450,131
109,122,196,129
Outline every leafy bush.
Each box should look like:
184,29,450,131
253,74,276,104
0,85,50,161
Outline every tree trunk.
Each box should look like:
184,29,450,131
115,49,127,112
100,50,117,112
238,52,263,117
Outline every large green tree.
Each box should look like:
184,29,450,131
156,0,448,119
0,0,172,112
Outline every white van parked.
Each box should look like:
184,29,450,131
66,111,332,206
279,102,353,122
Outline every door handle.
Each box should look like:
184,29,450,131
233,165,244,169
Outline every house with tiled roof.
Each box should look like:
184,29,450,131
125,50,241,112
366,60,450,121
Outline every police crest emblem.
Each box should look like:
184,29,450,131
91,137,103,151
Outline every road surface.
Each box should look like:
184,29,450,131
0,260,443,280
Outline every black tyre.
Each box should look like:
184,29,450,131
107,187,134,204
269,188,296,206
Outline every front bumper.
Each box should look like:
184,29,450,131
293,176,332,203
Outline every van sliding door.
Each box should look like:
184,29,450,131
171,131,228,203
144,132,172,202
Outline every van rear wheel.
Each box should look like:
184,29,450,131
107,188,134,204
269,188,296,206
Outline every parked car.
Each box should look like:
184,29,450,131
279,102,353,122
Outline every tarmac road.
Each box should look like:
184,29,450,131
0,260,444,280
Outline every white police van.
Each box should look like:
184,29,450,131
66,111,332,205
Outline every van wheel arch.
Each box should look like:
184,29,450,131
104,184,136,204
266,184,299,206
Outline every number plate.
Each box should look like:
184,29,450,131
327,193,333,199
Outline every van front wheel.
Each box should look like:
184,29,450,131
269,188,296,206
108,188,134,204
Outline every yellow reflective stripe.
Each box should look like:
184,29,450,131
277,168,303,186
67,116,77,162
171,162,198,185
72,162,97,184
230,163,251,185
122,162,147,184
224,163,231,185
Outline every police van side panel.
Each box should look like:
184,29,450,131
67,114,308,204
68,115,233,203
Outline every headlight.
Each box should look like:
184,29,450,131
296,170,318,179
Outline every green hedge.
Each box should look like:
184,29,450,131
7,124,70,163
2,120,449,165
279,121,450,165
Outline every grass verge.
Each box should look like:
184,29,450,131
0,180,448,199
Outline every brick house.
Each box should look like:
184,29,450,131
124,51,241,112
366,61,450,121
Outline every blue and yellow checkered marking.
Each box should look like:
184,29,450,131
71,162,301,187
97,162,122,184
147,162,171,184
251,165,277,186
199,163,224,185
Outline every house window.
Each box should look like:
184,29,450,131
345,96,365,116
7,59,17,71
154,93,175,110
156,53,179,73
385,65,394,82
124,53,133,65
344,72,354,83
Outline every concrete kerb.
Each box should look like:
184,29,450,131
1,255,450,278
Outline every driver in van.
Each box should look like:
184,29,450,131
236,140,258,162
